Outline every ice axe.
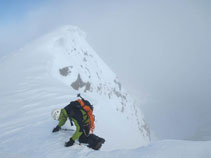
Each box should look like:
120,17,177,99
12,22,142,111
77,93,84,100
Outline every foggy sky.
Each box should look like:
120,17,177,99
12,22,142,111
0,0,210,140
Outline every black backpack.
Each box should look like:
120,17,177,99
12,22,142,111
64,94,94,130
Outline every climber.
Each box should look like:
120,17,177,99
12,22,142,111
51,95,105,150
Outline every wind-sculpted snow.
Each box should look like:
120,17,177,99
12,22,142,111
0,25,150,158
0,25,210,158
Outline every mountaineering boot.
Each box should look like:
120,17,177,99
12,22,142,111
87,134,105,150
92,137,105,150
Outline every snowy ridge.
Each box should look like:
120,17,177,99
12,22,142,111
0,25,211,158
0,25,149,155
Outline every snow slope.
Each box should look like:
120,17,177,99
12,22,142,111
86,140,211,158
0,25,149,154
1,25,210,158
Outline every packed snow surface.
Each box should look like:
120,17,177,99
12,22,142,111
0,25,210,158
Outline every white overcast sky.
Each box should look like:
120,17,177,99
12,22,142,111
0,0,210,140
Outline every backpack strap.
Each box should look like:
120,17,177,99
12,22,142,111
77,99,85,107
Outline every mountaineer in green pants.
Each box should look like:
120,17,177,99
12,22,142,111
51,98,105,150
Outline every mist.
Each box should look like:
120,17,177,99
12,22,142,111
0,0,210,140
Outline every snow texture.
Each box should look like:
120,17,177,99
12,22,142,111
0,25,210,158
